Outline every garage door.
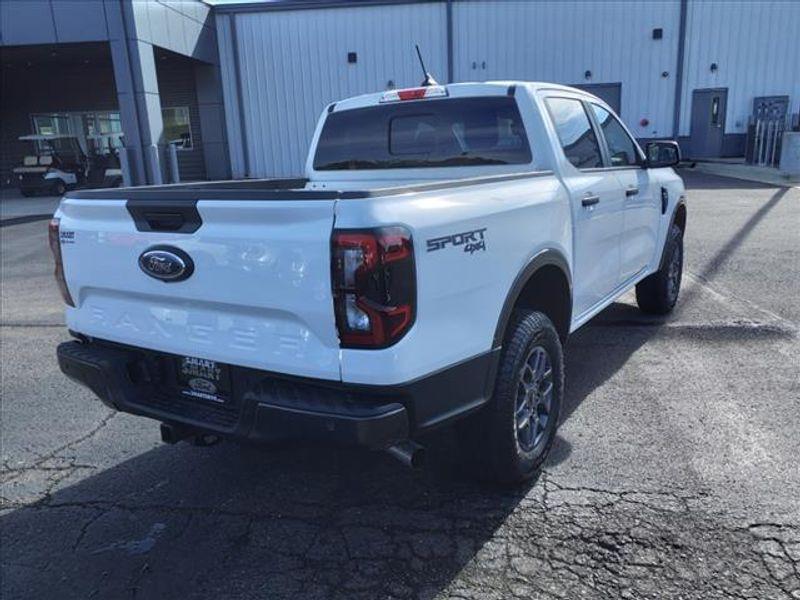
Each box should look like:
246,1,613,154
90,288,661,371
231,4,448,178
573,83,622,116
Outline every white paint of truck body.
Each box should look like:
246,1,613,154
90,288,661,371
58,198,341,380
56,81,685,386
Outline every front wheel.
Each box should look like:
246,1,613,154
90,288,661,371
636,224,683,315
458,310,564,484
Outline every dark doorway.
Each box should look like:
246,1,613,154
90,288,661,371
690,88,728,158
573,82,622,115
0,42,117,187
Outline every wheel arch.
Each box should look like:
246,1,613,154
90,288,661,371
658,197,687,270
493,249,572,346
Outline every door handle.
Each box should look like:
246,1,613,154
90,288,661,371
625,187,639,197
581,194,600,207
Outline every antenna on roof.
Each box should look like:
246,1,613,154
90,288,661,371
415,44,438,87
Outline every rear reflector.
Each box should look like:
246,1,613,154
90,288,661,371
380,86,448,103
48,218,75,307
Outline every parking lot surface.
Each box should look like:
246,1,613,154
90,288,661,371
1,171,798,599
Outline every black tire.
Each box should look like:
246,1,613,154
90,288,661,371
51,179,67,196
636,224,683,315
458,310,564,484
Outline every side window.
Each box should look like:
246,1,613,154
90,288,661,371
545,97,603,169
590,104,639,167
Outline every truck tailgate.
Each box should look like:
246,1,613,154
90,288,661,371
57,197,341,381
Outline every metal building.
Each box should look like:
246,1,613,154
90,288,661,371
214,0,800,178
0,0,230,188
2,0,797,186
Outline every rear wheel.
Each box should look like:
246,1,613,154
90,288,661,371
51,179,67,196
636,224,683,314
458,310,564,484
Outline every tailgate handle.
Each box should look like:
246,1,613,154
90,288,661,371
126,200,202,234
144,212,185,231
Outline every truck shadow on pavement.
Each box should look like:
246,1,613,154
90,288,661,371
5,298,780,600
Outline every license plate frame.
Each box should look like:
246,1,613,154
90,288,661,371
175,355,232,404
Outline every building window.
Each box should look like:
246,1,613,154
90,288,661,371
162,107,192,150
32,114,72,137
32,111,124,156
711,96,720,126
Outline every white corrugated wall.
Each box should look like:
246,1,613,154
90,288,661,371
678,0,800,136
452,0,681,140
218,0,800,174
231,3,447,177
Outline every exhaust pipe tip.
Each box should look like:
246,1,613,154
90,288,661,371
386,440,426,469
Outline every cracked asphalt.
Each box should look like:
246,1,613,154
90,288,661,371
1,171,798,599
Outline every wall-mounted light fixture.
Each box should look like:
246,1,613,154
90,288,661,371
661,71,669,78
584,70,592,80
710,62,718,73
348,52,357,64
652,28,663,39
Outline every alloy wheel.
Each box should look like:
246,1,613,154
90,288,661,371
514,345,554,453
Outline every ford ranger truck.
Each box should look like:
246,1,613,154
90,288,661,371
54,82,686,483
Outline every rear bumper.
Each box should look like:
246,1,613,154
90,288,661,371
57,338,497,450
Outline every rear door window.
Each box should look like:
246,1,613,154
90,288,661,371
313,97,533,170
544,97,603,169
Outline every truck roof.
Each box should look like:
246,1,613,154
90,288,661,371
330,81,601,113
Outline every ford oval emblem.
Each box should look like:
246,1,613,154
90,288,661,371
138,246,194,282
188,377,217,394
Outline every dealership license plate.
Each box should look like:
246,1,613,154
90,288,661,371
176,355,231,404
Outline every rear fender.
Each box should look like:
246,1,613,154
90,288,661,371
493,248,572,347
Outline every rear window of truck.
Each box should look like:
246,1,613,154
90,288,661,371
313,97,532,170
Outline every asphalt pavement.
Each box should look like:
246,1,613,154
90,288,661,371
1,171,798,599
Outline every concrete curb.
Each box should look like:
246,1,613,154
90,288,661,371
689,162,800,188
0,214,52,228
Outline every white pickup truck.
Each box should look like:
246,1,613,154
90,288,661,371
54,82,685,483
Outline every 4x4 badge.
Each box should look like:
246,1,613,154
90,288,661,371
426,228,487,254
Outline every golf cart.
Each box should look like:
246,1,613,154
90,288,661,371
13,134,88,197
86,134,124,189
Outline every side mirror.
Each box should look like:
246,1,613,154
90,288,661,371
644,140,681,168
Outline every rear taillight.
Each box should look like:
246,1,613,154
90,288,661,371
331,227,416,349
48,218,75,307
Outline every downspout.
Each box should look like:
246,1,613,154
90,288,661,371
229,16,251,178
446,0,454,83
672,0,688,140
